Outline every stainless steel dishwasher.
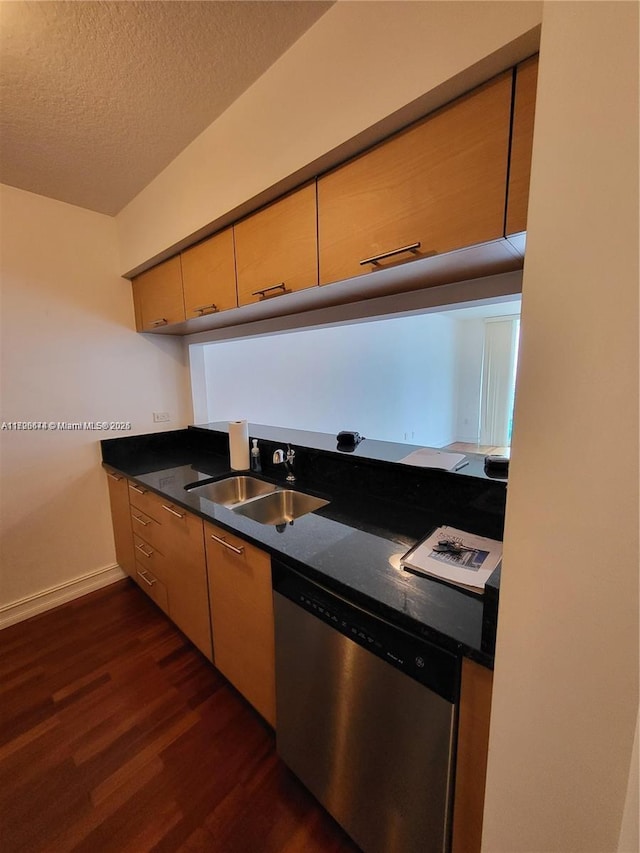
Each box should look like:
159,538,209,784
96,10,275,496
273,560,460,853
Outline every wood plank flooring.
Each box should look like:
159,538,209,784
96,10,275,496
0,580,360,853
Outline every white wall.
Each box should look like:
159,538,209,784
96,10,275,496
0,185,192,614
483,3,639,851
199,313,457,447
116,0,542,272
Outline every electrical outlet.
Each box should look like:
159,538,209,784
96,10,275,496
153,412,170,423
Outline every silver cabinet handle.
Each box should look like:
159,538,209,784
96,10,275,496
135,543,153,558
210,533,244,555
251,282,290,300
360,242,421,267
193,303,218,316
137,568,156,587
107,471,123,481
162,504,185,519
132,514,150,527
130,484,148,495
150,318,168,327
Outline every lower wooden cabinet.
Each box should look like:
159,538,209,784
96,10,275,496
204,520,276,726
105,469,135,578
452,657,494,853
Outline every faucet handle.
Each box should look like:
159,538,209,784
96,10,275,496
273,449,284,464
286,445,295,462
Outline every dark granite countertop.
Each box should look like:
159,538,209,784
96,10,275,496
102,427,504,668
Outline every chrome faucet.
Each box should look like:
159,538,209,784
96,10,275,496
273,445,296,483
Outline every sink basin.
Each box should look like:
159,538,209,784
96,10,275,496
186,476,278,506
232,489,329,525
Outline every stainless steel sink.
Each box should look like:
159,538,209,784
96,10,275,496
232,490,329,525
186,476,278,506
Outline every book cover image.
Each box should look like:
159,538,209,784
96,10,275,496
428,547,490,572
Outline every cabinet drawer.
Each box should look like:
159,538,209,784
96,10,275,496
128,482,160,517
133,533,166,579
128,487,204,562
204,521,275,725
235,183,318,307
134,561,169,614
318,72,512,285
130,506,160,542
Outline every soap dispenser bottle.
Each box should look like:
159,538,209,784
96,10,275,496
250,438,262,473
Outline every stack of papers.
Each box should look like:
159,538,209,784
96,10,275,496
401,525,502,594
397,448,466,471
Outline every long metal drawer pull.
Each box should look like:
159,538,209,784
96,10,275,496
251,282,289,300
130,484,148,495
162,504,185,519
193,303,218,316
150,318,168,327
132,514,149,527
135,543,153,558
209,533,244,555
107,472,123,481
137,568,156,587
359,242,421,267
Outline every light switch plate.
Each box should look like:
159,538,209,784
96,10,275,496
153,412,170,423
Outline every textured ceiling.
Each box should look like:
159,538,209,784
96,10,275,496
0,0,334,215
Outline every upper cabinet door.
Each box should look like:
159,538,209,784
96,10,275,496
181,227,237,319
318,72,513,286
234,183,318,307
505,55,539,236
132,256,185,331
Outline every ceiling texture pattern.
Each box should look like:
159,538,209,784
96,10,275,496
0,0,334,215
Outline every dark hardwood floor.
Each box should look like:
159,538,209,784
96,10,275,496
0,579,359,852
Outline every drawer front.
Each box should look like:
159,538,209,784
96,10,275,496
128,486,205,564
130,507,161,546
134,561,169,614
133,533,167,580
134,534,212,661
128,482,161,517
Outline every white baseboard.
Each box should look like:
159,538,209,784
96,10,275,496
0,564,127,630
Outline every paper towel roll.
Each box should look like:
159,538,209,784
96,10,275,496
229,420,249,470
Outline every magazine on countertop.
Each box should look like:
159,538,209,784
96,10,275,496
401,525,502,594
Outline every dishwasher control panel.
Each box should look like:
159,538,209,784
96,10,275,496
273,561,459,703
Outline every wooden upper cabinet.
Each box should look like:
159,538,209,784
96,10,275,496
181,227,237,319
318,72,513,286
506,55,539,236
234,183,318,307
131,255,185,331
